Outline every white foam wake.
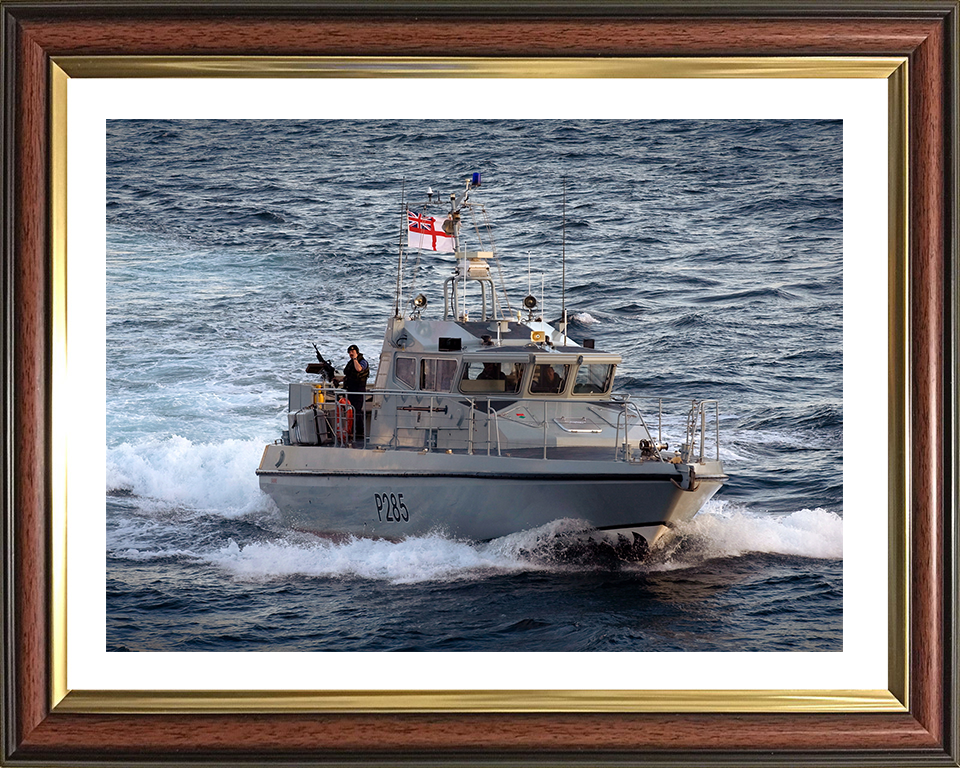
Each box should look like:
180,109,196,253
107,435,272,516
649,499,842,568
125,505,841,584
206,533,535,585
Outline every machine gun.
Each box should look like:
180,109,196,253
305,343,337,381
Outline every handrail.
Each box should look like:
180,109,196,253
682,399,721,463
613,399,656,461
543,401,548,460
295,382,720,464
311,382,713,409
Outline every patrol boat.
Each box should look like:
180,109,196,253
257,174,727,560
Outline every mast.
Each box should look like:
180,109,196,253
454,173,480,321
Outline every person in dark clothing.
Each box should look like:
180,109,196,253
343,344,369,436
477,362,506,380
531,363,564,394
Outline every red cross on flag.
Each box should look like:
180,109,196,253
408,210,456,253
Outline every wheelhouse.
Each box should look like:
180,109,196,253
386,344,619,399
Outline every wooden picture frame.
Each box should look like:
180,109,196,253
2,2,957,765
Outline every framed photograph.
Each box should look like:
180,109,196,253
2,2,957,765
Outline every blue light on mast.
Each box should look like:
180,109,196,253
471,172,481,187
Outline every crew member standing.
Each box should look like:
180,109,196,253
343,344,369,436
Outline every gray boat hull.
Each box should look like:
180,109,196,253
257,444,724,546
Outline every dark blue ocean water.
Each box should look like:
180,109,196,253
106,119,842,652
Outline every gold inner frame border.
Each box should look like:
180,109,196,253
49,55,909,715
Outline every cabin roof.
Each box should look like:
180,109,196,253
457,320,530,340
385,316,611,356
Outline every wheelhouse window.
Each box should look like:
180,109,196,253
458,361,525,394
394,356,416,389
530,363,569,395
572,363,614,395
420,358,458,392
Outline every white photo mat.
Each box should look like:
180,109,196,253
67,77,887,691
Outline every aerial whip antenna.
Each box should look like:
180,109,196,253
561,176,567,345
395,178,405,318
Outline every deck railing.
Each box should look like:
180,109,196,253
682,398,721,463
290,383,721,465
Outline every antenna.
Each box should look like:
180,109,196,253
396,178,405,318
561,176,567,345
527,253,532,296
541,274,545,325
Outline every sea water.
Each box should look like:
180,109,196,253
106,119,842,652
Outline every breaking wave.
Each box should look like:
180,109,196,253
106,435,273,516
648,500,842,567
107,500,841,585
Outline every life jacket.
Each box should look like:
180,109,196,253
343,356,370,391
